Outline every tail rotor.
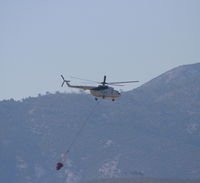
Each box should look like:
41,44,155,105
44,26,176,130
61,75,70,87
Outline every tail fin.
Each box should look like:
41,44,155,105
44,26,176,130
61,75,70,87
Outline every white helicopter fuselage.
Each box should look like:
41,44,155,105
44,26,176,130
90,85,121,99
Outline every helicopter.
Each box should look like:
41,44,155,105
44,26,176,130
61,75,139,101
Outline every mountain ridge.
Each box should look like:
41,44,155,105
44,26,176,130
0,63,200,183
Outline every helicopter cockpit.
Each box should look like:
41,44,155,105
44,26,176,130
92,85,109,91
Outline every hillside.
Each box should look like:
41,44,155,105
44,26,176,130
83,178,200,183
0,63,200,183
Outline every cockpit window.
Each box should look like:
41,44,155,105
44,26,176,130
92,85,108,91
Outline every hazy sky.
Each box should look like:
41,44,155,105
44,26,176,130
1,0,200,100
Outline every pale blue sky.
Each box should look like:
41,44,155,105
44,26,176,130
1,0,200,100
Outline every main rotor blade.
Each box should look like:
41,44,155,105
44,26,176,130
107,81,139,85
108,84,125,86
100,75,107,85
103,75,106,84
71,76,99,84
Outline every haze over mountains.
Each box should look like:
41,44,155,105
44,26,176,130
0,63,200,183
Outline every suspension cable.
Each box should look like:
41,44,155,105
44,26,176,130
60,100,100,162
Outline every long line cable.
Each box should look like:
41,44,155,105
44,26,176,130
60,100,100,162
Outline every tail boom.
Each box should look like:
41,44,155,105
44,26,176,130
61,75,94,90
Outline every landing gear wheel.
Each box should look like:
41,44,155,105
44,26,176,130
95,97,98,101
112,98,115,102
